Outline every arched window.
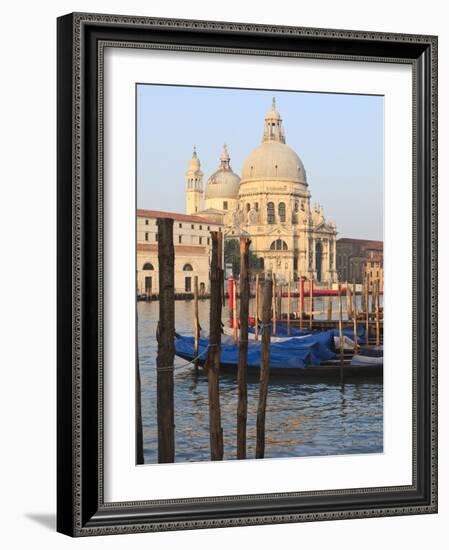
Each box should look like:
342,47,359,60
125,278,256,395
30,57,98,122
143,262,154,270
267,202,275,224
278,202,286,222
270,239,288,251
183,263,193,271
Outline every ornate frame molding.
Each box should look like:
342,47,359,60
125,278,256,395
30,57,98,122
57,12,437,536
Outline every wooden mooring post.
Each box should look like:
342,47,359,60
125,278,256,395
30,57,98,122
156,218,175,463
136,268,144,465
353,280,358,353
346,282,352,319
277,284,282,326
299,275,304,330
232,277,238,343
237,237,251,459
308,278,313,329
327,295,333,321
256,278,273,459
365,273,370,347
254,273,260,341
272,274,277,336
375,279,381,347
204,231,224,461
287,274,291,336
136,310,144,465
338,280,344,382
193,275,200,374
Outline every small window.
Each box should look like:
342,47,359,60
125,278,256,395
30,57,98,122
207,226,210,230
223,201,228,210
267,202,275,224
179,223,182,228
279,202,286,223
155,233,158,242
178,235,182,243
255,202,259,211
191,224,194,229
185,277,192,292
145,219,149,225
246,203,251,212
183,264,193,271
199,225,202,230
144,232,149,241
199,237,203,245
143,262,154,270
207,237,210,245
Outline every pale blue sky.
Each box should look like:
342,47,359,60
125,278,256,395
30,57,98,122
137,84,384,240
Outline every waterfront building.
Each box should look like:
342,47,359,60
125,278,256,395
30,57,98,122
364,250,384,292
186,98,338,284
336,237,383,284
136,209,222,297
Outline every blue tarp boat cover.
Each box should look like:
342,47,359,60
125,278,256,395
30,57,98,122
249,323,367,345
350,345,383,366
175,331,336,370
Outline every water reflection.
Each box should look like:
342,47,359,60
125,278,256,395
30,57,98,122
138,300,383,464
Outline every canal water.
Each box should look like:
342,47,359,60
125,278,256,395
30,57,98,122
138,297,383,464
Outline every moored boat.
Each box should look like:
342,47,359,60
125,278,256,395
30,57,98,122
174,332,382,380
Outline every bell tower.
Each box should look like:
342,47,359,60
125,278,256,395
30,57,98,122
185,147,204,214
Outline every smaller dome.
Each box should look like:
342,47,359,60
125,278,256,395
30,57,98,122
205,171,240,199
205,144,240,200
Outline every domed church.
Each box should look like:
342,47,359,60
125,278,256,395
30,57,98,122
185,99,338,284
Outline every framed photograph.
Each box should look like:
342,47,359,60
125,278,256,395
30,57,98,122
57,12,437,536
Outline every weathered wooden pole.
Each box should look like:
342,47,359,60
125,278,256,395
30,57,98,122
204,231,224,461
228,274,234,319
156,218,175,463
277,284,282,327
352,280,358,352
352,280,357,316
299,275,304,330
308,278,313,329
375,279,381,347
272,273,277,336
232,277,238,343
338,280,344,382
327,295,333,321
346,282,352,319
256,278,273,459
136,306,144,465
193,275,200,374
365,272,370,347
237,237,251,459
287,274,291,336
254,273,260,341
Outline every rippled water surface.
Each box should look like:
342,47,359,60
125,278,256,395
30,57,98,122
138,299,383,464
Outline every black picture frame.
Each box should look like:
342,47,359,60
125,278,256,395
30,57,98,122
57,12,438,536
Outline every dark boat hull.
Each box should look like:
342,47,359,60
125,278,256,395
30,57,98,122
175,351,383,382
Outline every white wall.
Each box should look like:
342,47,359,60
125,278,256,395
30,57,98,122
0,1,446,548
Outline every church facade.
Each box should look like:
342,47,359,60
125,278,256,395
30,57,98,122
185,99,338,285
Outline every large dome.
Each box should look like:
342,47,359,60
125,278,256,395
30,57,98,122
241,141,307,183
205,144,240,200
